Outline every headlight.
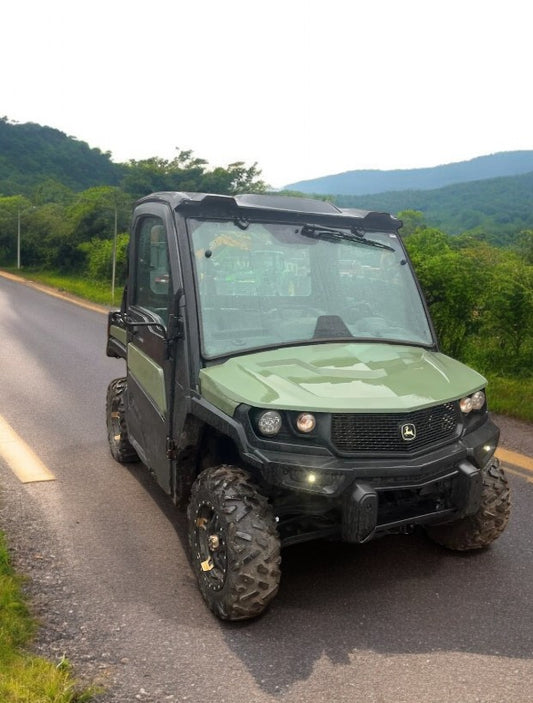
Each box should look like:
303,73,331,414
296,412,316,433
459,396,473,414
460,390,486,414
471,390,486,410
257,410,282,436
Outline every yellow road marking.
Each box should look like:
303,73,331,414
496,448,533,474
0,415,55,483
504,466,533,484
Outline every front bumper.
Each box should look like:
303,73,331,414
192,397,499,546
339,459,482,543
253,417,499,544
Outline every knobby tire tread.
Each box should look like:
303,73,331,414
188,465,281,621
426,459,511,551
106,377,139,464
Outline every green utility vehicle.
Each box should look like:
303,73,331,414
106,192,510,620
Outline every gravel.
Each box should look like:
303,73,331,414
0,474,139,699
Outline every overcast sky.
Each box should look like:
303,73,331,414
2,0,531,188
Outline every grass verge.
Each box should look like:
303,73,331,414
2,268,117,307
486,375,533,423
0,532,94,703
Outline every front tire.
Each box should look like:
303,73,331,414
426,458,511,550
106,378,139,464
187,465,281,620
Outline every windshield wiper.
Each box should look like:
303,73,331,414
300,224,394,251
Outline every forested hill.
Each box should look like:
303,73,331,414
0,117,120,194
285,151,533,195
2,117,532,240
332,170,533,239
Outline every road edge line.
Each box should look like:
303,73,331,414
0,270,110,315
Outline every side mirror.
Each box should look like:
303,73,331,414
106,310,128,359
118,288,184,359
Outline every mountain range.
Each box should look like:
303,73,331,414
284,151,533,196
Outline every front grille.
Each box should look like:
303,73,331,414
331,402,460,454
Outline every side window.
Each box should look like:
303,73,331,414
133,216,172,324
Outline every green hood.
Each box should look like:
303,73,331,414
200,343,486,416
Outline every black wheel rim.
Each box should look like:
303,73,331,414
194,503,227,591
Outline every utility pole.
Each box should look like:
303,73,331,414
17,205,21,269
111,203,118,303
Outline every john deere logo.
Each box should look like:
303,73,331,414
401,423,417,441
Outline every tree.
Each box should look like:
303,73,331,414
121,150,266,200
516,229,533,264
397,209,426,237
66,186,132,245
405,228,488,358
20,203,71,268
483,256,533,365
79,232,129,283
404,227,452,262
0,195,32,265
32,179,75,206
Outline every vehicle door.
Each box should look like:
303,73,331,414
125,205,180,494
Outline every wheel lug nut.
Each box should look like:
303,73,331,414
208,534,220,550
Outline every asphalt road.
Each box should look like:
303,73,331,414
1,274,532,703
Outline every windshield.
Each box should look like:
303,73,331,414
188,218,434,358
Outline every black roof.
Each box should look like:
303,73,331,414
136,191,401,231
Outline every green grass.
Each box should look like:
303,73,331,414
486,375,533,423
2,268,118,307
0,533,94,703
